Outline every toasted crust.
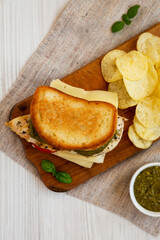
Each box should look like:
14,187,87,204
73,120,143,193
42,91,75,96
30,86,117,150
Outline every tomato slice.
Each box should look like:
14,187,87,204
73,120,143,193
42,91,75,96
32,143,56,154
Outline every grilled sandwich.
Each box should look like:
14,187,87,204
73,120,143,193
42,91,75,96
5,80,124,168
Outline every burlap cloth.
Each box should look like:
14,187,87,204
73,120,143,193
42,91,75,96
0,0,160,236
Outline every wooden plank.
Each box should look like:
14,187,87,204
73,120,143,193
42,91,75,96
10,23,160,192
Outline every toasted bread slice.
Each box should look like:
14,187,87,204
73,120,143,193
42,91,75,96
30,86,117,150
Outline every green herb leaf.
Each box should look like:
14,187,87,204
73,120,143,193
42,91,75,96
122,14,131,25
111,21,124,33
127,5,140,19
41,160,56,175
41,160,72,183
55,172,72,184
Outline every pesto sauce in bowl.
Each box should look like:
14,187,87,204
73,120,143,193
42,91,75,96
134,166,160,212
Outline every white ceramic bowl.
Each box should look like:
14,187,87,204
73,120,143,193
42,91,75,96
130,162,160,217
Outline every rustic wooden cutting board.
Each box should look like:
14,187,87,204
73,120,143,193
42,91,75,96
10,23,160,192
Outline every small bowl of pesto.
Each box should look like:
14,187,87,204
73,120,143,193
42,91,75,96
130,162,160,217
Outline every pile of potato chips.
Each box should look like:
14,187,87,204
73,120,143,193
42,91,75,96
101,32,160,149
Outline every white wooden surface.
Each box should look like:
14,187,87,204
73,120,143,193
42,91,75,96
0,1,159,239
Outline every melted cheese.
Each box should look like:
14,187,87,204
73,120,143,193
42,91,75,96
50,79,118,108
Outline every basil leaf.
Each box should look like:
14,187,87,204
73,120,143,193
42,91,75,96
122,14,131,25
111,21,124,33
127,5,140,19
55,172,72,184
41,160,56,175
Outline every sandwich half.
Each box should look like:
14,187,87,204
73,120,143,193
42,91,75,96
5,81,124,168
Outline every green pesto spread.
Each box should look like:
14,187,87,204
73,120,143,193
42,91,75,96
134,166,160,212
29,119,46,143
74,132,117,157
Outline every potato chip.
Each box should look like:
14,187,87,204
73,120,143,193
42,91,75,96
101,49,126,82
123,58,158,101
137,32,160,65
108,79,137,109
133,116,160,141
136,96,160,128
151,65,160,97
128,125,152,149
152,81,160,98
116,50,148,81
137,32,153,50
